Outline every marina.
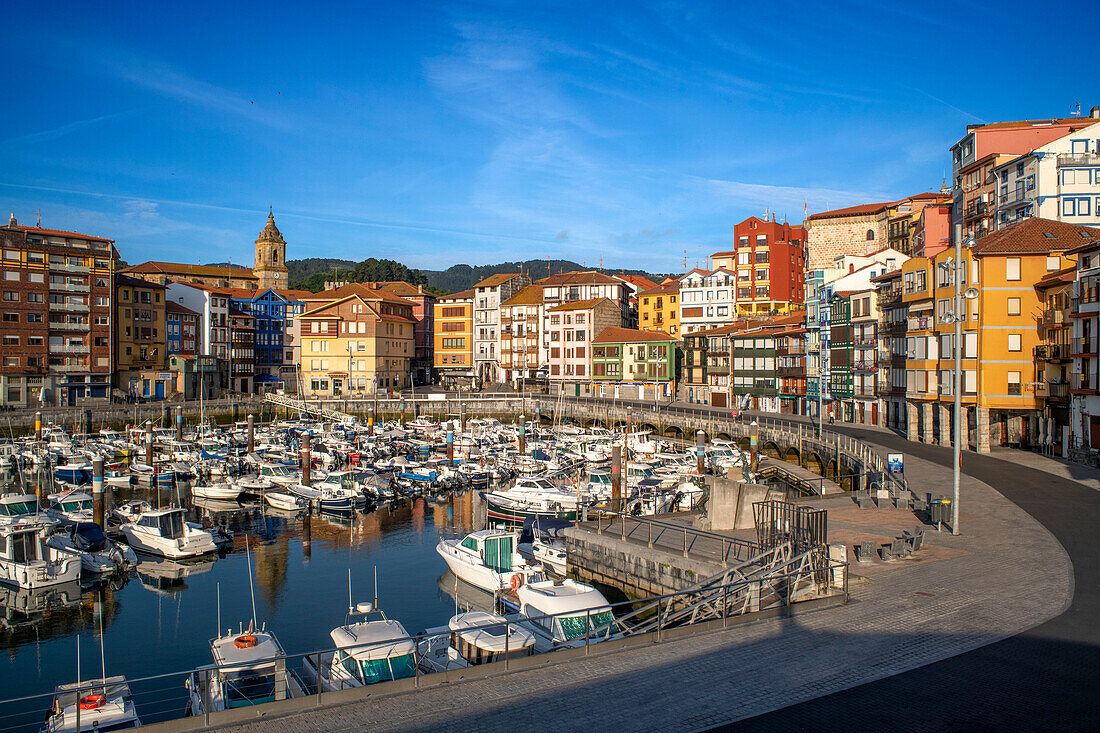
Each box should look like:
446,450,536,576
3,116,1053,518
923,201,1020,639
0,401,858,731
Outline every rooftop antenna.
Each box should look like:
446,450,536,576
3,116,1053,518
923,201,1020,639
34,209,41,227
1070,102,1082,117
682,250,688,272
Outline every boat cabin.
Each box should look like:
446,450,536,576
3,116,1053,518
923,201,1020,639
506,579,615,648
0,494,41,524
329,611,417,686
133,509,186,540
46,676,140,732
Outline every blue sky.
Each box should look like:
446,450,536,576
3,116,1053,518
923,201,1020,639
0,0,1094,273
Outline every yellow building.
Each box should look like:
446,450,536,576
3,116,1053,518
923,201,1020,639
299,284,414,396
433,288,474,388
638,281,680,338
902,219,1084,452
115,274,167,390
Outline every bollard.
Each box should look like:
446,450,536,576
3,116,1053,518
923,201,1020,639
401,401,406,427
611,445,622,512
447,429,454,467
92,457,105,528
35,411,42,442
368,407,374,437
461,405,467,433
696,430,705,476
247,414,255,454
176,411,183,441
301,436,312,487
518,414,526,455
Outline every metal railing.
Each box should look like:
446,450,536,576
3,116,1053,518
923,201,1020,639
0,554,847,732
591,510,763,565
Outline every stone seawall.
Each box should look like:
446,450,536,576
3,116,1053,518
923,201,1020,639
565,526,724,597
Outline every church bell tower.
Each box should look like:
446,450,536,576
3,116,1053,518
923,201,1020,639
253,210,289,290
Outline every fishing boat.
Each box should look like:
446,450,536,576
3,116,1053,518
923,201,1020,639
111,500,152,525
300,602,417,691
483,477,584,523
417,610,535,673
498,578,616,652
284,483,355,513
436,529,542,594
45,522,137,575
52,462,92,486
45,492,94,524
43,676,141,732
186,624,306,714
117,507,218,559
0,521,82,589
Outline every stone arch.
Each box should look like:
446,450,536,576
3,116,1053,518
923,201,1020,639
663,425,683,438
762,440,782,459
805,452,825,476
781,446,800,464
716,431,732,441
639,422,658,435
737,436,751,450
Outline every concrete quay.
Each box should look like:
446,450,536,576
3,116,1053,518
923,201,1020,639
144,432,1073,733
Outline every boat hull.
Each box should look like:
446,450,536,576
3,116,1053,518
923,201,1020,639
484,495,577,524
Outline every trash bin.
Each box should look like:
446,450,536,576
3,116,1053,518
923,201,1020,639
930,498,951,525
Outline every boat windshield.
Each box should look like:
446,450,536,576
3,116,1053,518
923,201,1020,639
359,653,416,684
7,530,42,563
158,512,185,540
223,667,276,707
0,500,37,516
263,465,292,477
557,610,616,641
61,500,92,512
589,474,610,485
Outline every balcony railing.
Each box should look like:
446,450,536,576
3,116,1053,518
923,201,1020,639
1048,382,1070,400
48,321,87,331
853,360,878,373
1057,152,1100,167
49,282,90,293
1042,309,1065,326
49,363,89,372
1034,344,1049,360
49,262,89,273
50,302,89,312
997,188,1034,207
964,200,991,219
777,365,804,378
50,344,89,354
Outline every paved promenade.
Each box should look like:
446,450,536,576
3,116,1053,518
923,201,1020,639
153,429,1078,732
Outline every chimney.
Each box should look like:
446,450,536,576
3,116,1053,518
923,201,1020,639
1092,105,1100,119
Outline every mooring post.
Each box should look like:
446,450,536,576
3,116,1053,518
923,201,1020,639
461,404,467,433
301,435,312,487
750,420,759,472
695,430,705,476
176,410,184,440
611,445,622,512
35,411,42,443
368,406,374,437
92,457,105,528
447,428,454,467
145,422,154,465
247,414,255,453
518,414,526,454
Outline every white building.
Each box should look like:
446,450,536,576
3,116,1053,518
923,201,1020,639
472,273,530,385
1070,233,1100,449
678,268,737,334
993,119,1100,231
166,282,229,359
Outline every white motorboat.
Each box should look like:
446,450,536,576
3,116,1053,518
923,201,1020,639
301,602,417,691
532,537,567,576
0,521,81,589
499,578,616,652
418,610,535,673
257,463,299,487
0,493,46,526
45,522,137,575
436,529,541,594
264,492,304,511
186,624,306,714
484,477,585,523
111,500,152,524
118,507,218,558
45,492,94,524
44,676,141,733
235,476,274,494
190,482,242,501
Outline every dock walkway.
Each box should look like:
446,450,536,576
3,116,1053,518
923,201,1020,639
148,435,1072,733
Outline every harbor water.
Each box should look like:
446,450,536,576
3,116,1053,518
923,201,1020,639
0,472,488,730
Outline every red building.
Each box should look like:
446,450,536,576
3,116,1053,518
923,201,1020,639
375,281,436,385
712,216,807,316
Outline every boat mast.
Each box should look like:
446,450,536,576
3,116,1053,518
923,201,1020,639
246,535,258,631
98,590,107,695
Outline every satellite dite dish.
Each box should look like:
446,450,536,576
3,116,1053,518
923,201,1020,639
941,313,956,324
275,273,280,279
964,287,979,299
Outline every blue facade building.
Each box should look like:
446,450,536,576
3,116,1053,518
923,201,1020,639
228,288,305,391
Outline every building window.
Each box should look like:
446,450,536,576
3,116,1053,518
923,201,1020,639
1005,258,1021,281
1007,371,1021,395
1046,256,1060,271
1007,334,1021,351
866,229,875,241
1007,297,1021,316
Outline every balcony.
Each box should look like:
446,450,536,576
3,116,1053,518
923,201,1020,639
49,282,90,293
1049,343,1071,361
853,337,879,348
1047,382,1070,401
1072,336,1099,356
1057,152,1100,167
1042,309,1065,326
48,321,87,331
50,302,89,312
777,365,804,378
997,188,1034,208
964,201,991,220
854,360,878,373
49,261,89,273
49,363,89,373
907,315,933,331
50,344,89,354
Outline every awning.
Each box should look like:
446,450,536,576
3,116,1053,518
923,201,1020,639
907,301,933,313
253,373,283,383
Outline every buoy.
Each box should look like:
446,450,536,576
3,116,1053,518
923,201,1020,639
234,634,259,648
79,694,106,710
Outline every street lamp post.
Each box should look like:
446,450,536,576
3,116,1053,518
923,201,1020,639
942,238,978,536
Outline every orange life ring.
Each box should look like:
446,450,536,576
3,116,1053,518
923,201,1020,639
234,634,259,648
79,694,106,710
510,573,523,592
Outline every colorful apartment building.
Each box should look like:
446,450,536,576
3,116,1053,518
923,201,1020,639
433,289,475,388
775,326,808,415
872,268,907,430
950,116,1095,245
473,273,531,385
299,284,415,396
375,281,436,385
544,298,619,391
228,306,256,393
1034,266,1075,453
1068,230,1100,449
166,301,199,357
677,268,736,334
638,280,680,338
115,274,167,393
591,327,677,399
712,216,807,316
499,285,543,383
227,288,307,392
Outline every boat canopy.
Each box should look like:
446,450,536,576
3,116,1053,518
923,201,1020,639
448,611,535,652
331,619,416,661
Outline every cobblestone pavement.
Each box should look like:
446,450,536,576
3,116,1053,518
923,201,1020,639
734,426,1098,732
180,437,1073,733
